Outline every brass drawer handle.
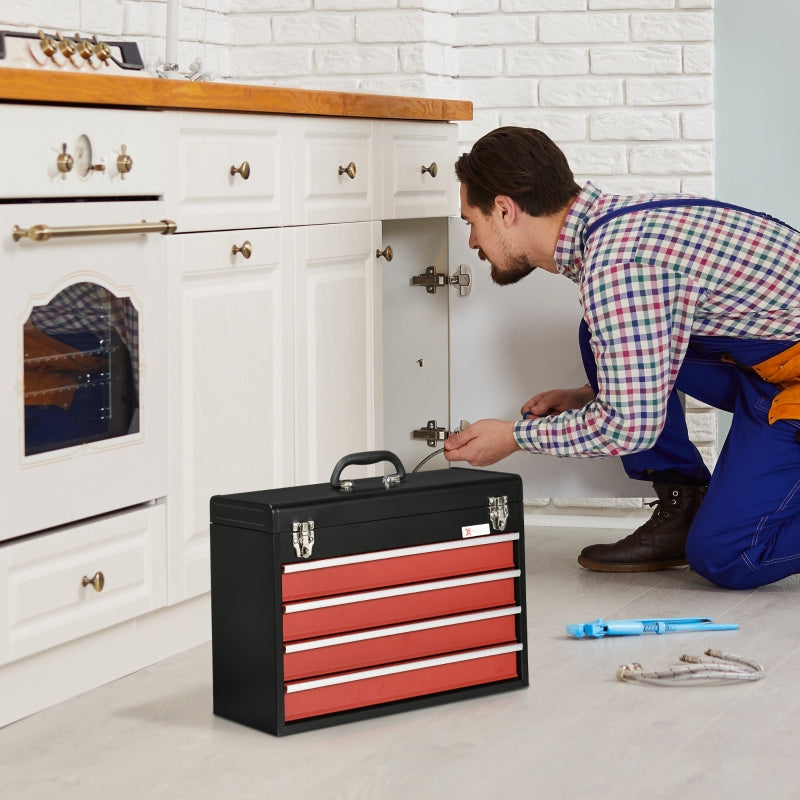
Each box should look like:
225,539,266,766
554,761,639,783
232,240,252,259
338,162,357,180
230,161,251,180
376,245,393,262
421,162,438,178
81,571,105,593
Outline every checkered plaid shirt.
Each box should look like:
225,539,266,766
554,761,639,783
514,181,800,458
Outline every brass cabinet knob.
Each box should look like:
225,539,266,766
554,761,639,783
81,571,105,593
232,240,253,259
421,162,438,178
229,161,251,180
338,162,357,180
376,246,393,262
57,143,73,180
116,144,133,179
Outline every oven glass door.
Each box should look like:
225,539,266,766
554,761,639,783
24,282,140,455
2,201,168,541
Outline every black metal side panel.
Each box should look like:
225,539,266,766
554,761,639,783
210,523,282,734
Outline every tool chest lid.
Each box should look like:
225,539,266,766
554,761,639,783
209,465,522,534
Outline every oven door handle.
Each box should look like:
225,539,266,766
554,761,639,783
12,219,177,242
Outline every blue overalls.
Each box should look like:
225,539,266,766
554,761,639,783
578,200,800,590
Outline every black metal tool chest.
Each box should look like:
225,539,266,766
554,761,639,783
210,451,528,736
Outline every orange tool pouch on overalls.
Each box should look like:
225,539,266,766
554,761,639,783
751,341,800,424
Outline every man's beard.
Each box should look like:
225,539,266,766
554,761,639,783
488,253,536,286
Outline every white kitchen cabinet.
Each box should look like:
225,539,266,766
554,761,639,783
0,77,468,727
167,226,294,603
293,221,384,485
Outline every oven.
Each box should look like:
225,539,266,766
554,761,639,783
1,102,175,541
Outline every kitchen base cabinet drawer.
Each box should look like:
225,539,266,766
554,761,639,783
284,644,522,722
175,112,291,232
0,502,167,664
380,120,458,220
294,117,378,225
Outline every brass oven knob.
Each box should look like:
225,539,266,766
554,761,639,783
230,161,251,180
81,571,105,593
75,36,94,61
56,33,76,58
421,162,438,178
338,162,357,180
92,38,111,62
376,246,393,262
117,144,133,179
57,143,73,179
232,241,253,259
37,30,57,58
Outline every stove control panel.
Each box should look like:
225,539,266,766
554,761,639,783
0,30,146,74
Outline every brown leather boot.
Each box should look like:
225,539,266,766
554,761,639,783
577,483,707,572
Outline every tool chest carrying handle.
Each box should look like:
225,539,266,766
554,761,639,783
330,450,407,492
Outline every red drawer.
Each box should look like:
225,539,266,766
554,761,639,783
284,606,521,681
282,533,519,602
282,570,520,642
285,644,522,721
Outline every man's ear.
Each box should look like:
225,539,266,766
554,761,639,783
494,195,518,227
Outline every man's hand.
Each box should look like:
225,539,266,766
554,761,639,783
521,384,595,418
443,419,521,467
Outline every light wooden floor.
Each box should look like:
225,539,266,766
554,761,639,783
2,524,798,800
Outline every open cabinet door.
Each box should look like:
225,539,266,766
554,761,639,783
447,217,636,499
381,218,451,474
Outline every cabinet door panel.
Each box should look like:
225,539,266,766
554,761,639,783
168,228,293,603
293,222,382,484
381,218,451,472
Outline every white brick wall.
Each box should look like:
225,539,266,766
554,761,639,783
3,0,719,512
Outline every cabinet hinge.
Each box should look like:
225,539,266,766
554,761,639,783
292,521,315,559
411,264,471,296
412,419,449,447
488,496,509,531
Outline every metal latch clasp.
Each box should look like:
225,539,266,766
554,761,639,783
292,521,315,559
488,496,509,531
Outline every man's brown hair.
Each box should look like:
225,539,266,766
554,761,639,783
455,126,580,217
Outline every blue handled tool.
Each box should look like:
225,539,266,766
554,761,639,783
566,617,739,639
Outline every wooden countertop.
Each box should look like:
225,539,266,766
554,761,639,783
0,67,473,122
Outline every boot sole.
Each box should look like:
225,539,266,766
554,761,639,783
577,555,688,573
